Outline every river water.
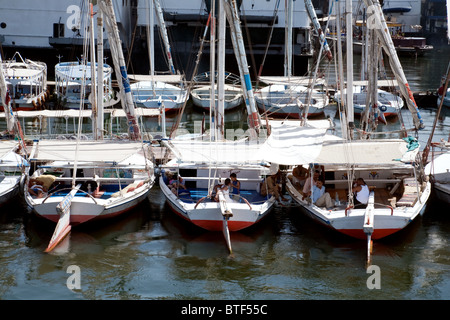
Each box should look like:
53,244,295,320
0,45,449,307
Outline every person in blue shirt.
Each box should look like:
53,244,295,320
230,173,240,196
312,178,334,210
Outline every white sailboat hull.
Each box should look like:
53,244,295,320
30,184,151,225
24,140,155,226
334,86,404,118
130,81,188,112
255,84,328,118
0,145,29,207
159,151,276,234
0,177,21,206
433,183,450,204
54,61,115,110
191,84,243,111
160,176,275,231
286,170,431,240
425,151,450,204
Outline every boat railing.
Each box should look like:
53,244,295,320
345,203,394,216
193,193,253,210
41,187,98,204
325,178,402,184
374,203,394,215
230,194,252,209
180,176,263,183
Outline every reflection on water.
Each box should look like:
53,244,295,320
1,184,449,300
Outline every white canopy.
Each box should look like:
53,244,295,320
0,140,19,158
259,123,328,165
314,139,418,167
166,123,329,166
30,140,146,164
0,140,28,168
164,139,264,165
260,122,418,167
165,123,418,168
425,152,450,182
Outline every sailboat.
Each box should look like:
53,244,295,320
333,85,404,119
159,0,274,253
0,52,48,111
130,0,188,113
334,5,405,122
423,61,450,204
0,53,30,207
25,140,155,223
130,78,188,112
279,0,430,263
255,84,329,118
0,140,28,206
54,60,117,109
425,143,450,204
254,0,331,119
191,72,243,111
23,0,155,253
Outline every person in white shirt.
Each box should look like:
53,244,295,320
215,178,231,201
352,178,370,205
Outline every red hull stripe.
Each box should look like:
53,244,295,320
338,228,401,240
167,202,257,232
193,219,254,232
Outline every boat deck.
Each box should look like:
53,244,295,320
310,187,398,207
176,188,269,205
46,183,137,200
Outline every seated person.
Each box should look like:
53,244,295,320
34,174,57,192
260,171,288,203
311,179,334,210
351,178,369,206
28,178,47,198
215,178,231,201
302,170,320,199
169,175,187,196
289,165,308,190
229,173,240,196
164,170,174,185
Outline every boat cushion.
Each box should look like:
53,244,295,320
396,178,419,207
